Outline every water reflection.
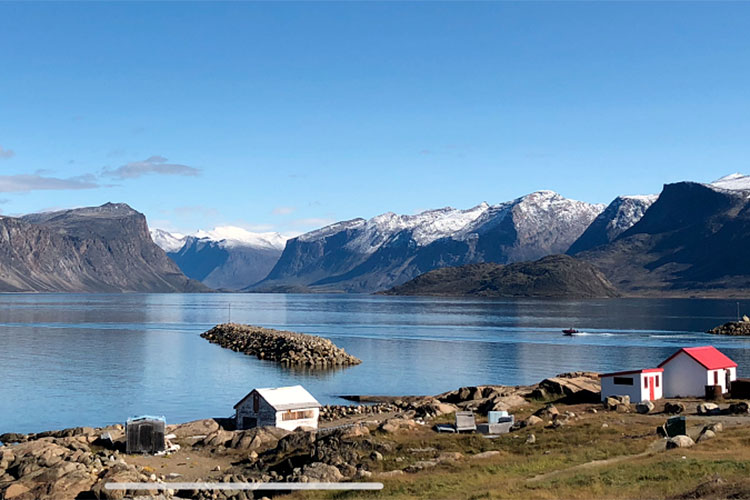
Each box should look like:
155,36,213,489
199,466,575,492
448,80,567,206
1,293,750,433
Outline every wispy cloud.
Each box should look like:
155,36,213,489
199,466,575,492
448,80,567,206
103,156,200,180
0,146,15,159
0,174,99,193
272,206,296,215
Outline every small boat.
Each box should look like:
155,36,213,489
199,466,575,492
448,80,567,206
562,328,579,336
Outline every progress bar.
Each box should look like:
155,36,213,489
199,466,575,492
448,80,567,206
105,482,384,491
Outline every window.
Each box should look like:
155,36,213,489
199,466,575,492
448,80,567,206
644,377,648,389
253,393,259,412
655,375,660,388
714,371,719,385
281,410,315,421
613,377,634,386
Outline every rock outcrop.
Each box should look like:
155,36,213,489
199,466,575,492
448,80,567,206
708,318,750,336
0,203,208,292
381,255,619,298
200,323,361,368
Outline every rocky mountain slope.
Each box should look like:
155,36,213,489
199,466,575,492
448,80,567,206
567,194,657,254
381,254,619,298
0,203,207,292
154,227,286,290
575,177,750,295
251,191,604,293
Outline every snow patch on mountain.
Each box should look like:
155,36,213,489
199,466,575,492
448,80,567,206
193,226,286,250
711,173,750,191
150,228,187,253
150,226,287,252
606,194,658,235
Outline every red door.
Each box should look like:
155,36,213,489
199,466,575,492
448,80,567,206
649,377,655,400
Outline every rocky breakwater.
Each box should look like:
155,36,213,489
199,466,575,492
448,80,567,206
200,323,361,368
708,316,750,336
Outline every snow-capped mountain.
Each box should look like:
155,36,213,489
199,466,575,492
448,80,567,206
579,179,750,294
150,226,287,290
252,191,605,293
567,194,658,254
150,228,187,253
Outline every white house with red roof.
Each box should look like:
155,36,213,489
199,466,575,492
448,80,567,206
600,368,664,403
658,346,737,398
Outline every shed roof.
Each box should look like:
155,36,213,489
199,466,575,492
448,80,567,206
658,346,737,370
600,368,663,378
234,385,321,411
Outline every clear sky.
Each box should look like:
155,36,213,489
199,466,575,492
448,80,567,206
1,2,749,236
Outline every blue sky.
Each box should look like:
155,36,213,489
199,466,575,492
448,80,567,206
1,2,749,236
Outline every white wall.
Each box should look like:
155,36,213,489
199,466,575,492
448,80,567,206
704,367,737,394
602,372,663,403
637,372,663,402
662,353,710,398
275,407,320,431
601,374,642,403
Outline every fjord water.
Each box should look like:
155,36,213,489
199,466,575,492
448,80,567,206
1,293,749,434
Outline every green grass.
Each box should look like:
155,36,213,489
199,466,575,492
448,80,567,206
279,403,750,500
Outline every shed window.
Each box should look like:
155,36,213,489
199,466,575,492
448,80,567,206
644,377,648,389
613,377,634,386
714,371,719,385
282,410,315,421
253,394,259,413
655,375,660,388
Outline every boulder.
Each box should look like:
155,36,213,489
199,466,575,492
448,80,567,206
525,434,536,444
697,429,716,443
379,418,418,434
636,401,655,414
198,429,234,448
230,427,290,451
534,374,601,403
4,484,31,500
666,435,695,449
171,419,221,439
697,403,721,415
471,450,501,459
665,402,686,414
294,462,344,482
404,460,437,473
92,463,148,500
534,404,559,420
337,424,370,440
704,422,723,433
436,452,463,462
522,415,543,427
729,402,749,414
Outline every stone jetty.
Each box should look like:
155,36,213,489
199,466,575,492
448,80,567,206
200,323,362,368
708,316,750,336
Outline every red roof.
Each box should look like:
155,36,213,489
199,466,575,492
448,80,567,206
600,368,663,378
658,346,737,370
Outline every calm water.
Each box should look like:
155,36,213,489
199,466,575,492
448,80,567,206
1,293,750,434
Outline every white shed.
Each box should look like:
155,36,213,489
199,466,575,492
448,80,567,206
600,368,663,403
234,385,321,431
659,346,737,398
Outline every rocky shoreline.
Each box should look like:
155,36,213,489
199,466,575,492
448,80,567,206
708,317,750,336
200,323,361,368
4,371,750,500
